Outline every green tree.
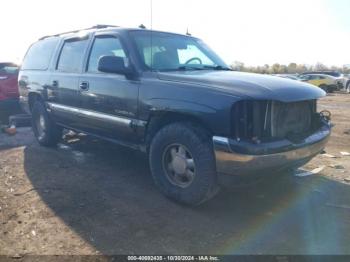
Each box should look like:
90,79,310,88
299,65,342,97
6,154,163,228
287,63,297,73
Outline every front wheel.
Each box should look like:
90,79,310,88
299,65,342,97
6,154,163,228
319,84,329,93
149,122,219,205
31,101,62,146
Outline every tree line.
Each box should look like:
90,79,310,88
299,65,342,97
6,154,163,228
230,61,350,74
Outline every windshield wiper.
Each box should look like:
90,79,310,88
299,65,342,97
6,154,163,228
203,65,232,71
159,66,205,72
177,66,205,71
160,65,232,72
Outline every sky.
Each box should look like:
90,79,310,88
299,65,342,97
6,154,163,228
0,0,349,67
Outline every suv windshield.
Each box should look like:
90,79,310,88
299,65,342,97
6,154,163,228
130,31,229,71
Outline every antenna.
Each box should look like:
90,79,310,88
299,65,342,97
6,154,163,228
150,0,153,30
150,0,153,71
186,28,191,36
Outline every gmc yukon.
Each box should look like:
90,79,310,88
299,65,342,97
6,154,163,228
19,25,331,205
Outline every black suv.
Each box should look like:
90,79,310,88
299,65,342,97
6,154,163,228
19,25,331,205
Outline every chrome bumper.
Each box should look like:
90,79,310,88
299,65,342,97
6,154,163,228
213,124,331,175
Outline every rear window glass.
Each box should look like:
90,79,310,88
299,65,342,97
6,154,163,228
0,63,18,75
21,38,59,70
57,39,88,72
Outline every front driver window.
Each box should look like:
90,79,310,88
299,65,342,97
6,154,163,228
87,36,126,73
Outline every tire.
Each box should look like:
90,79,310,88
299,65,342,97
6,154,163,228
319,84,329,93
149,122,219,205
31,101,62,146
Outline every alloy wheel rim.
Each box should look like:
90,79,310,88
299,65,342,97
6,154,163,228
162,144,196,188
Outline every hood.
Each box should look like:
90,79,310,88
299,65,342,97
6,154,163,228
157,71,325,102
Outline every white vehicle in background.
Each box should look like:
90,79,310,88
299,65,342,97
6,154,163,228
300,71,349,93
274,74,301,81
299,74,339,93
345,74,350,93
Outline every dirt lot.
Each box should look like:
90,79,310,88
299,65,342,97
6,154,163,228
0,93,350,256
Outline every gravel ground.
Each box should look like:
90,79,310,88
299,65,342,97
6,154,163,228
0,93,350,256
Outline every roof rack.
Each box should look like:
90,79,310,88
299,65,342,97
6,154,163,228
39,24,119,40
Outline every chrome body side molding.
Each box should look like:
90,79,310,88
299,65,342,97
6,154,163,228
47,102,146,128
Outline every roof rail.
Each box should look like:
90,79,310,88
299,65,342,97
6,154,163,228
39,24,119,40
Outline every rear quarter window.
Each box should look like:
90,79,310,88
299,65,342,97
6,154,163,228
21,37,60,70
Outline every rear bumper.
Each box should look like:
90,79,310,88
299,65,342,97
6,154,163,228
213,123,331,175
0,98,19,110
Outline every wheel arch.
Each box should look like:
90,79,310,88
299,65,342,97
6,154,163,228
144,110,214,152
28,92,44,112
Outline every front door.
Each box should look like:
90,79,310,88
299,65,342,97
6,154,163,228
78,34,140,142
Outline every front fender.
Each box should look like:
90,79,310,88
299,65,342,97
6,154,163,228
142,98,232,136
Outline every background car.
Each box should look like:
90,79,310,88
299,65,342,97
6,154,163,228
275,74,301,81
300,71,346,90
344,74,350,93
0,62,19,105
0,62,19,123
299,74,338,93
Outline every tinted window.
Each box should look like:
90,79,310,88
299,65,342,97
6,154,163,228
87,36,126,72
21,38,59,70
0,63,18,75
57,39,88,72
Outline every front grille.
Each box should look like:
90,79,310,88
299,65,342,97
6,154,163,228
231,100,317,142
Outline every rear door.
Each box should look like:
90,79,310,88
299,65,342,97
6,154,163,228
78,33,140,142
47,37,90,127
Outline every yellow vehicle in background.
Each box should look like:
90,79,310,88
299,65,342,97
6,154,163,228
300,74,338,93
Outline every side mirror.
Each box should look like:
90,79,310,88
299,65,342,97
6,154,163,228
98,56,133,76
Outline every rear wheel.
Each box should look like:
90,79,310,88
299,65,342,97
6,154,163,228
31,101,62,146
319,84,329,93
149,122,219,205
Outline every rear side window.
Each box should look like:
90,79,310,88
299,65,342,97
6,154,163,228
57,39,88,72
0,63,18,75
21,38,59,70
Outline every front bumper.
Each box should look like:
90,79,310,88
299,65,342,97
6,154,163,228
213,123,331,175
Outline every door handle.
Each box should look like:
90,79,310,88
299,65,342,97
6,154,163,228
52,80,59,87
79,81,89,91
